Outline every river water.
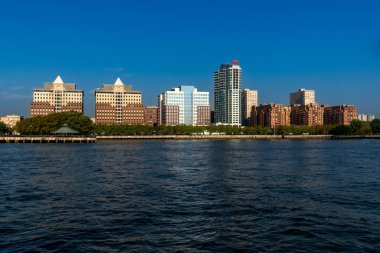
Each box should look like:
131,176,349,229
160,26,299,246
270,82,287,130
1,140,379,252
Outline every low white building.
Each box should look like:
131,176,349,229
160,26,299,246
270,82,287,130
357,114,375,122
0,114,23,129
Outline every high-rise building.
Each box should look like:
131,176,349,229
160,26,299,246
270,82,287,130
214,60,242,126
290,88,315,106
95,78,143,124
30,76,84,116
251,104,290,128
323,105,357,125
158,87,184,126
242,88,258,126
158,85,210,126
290,103,324,126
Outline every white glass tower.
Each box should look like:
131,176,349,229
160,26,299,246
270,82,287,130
158,86,210,125
214,60,242,126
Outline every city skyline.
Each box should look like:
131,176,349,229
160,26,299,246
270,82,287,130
0,71,374,120
0,0,379,117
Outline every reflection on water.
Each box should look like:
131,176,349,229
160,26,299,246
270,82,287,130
1,140,380,252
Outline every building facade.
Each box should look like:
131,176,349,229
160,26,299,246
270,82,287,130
0,115,24,129
357,114,375,122
323,105,357,125
290,88,315,106
214,60,242,126
144,106,159,126
122,104,145,125
242,88,258,126
252,104,290,128
161,105,180,126
30,76,84,116
95,78,143,124
290,103,324,126
158,86,210,126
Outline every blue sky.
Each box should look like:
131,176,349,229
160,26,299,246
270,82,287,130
0,0,379,117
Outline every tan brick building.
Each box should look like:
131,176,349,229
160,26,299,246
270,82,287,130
242,88,258,126
95,78,143,124
30,76,84,116
290,103,324,126
290,88,315,106
252,104,290,128
323,105,356,125
0,115,24,128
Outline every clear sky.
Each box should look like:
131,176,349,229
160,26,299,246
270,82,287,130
0,0,379,118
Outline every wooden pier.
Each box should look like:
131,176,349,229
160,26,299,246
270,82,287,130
0,136,96,143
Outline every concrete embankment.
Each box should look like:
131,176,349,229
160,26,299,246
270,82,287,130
96,134,332,140
331,135,380,140
2,135,379,143
0,136,96,143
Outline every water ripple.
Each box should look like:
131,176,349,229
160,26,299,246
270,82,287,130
1,140,380,252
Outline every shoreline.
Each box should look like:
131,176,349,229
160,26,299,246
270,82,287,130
2,134,380,143
96,134,330,140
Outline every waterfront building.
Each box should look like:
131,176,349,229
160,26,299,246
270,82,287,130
158,86,210,126
323,105,357,125
95,78,143,124
290,88,315,106
144,106,159,126
30,76,84,116
0,114,24,129
214,60,242,126
242,88,258,126
122,104,145,125
252,104,290,128
290,103,324,126
357,114,375,122
210,111,215,124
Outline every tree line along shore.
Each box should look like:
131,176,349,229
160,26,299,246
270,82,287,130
1,112,379,136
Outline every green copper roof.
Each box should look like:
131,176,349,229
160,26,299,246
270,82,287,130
51,124,79,134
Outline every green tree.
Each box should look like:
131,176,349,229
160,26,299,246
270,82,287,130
350,120,365,135
371,119,380,134
331,125,351,135
0,122,11,134
15,112,94,135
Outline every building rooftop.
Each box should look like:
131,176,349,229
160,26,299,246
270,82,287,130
33,76,83,92
95,78,141,93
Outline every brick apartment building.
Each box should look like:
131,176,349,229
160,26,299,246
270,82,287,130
251,104,290,128
323,105,357,125
290,103,324,126
144,106,159,126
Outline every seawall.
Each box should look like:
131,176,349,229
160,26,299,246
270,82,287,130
96,134,332,140
2,135,379,143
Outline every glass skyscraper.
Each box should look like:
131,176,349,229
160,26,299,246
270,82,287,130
214,60,242,126
158,86,210,125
